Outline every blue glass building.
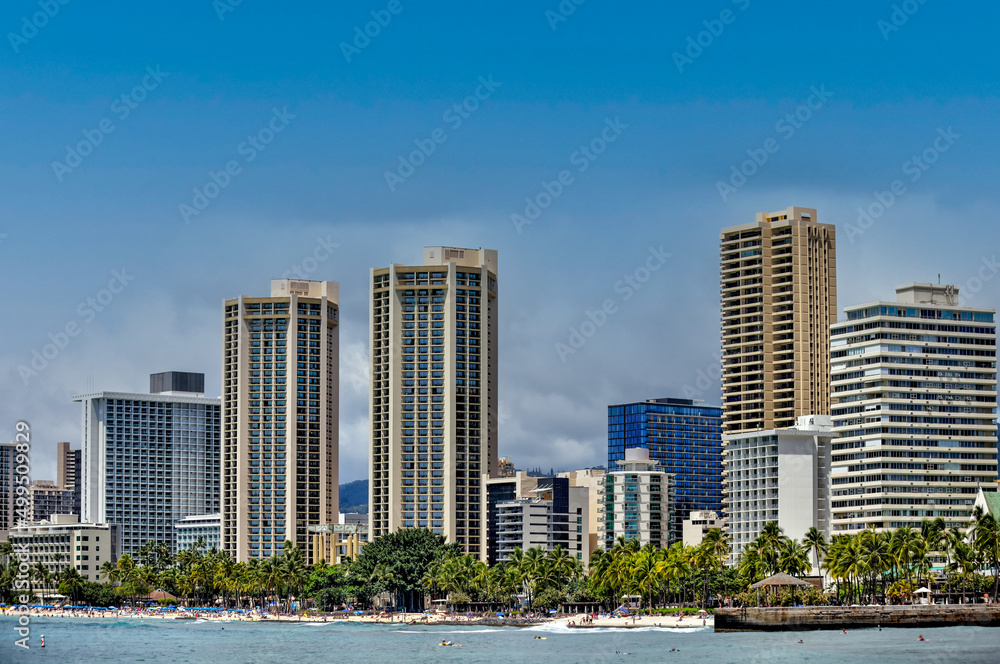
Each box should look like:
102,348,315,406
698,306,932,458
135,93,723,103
607,398,723,544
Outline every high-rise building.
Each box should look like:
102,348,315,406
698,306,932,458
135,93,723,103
369,247,498,557
720,206,837,434
222,280,339,564
57,441,82,516
74,372,221,556
830,283,998,533
0,441,16,539
29,480,75,522
599,447,674,550
722,415,835,563
558,468,606,561
607,397,722,543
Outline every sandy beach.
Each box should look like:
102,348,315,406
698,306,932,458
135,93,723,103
1,606,713,629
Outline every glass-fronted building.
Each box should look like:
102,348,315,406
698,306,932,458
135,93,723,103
75,373,221,556
608,397,723,544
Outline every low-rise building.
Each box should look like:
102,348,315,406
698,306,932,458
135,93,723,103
482,467,544,565
175,513,221,552
682,510,720,547
308,513,370,564
496,477,590,563
722,414,835,563
599,448,673,550
7,514,119,589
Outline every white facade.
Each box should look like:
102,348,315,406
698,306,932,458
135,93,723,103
682,510,720,547
175,512,221,551
599,448,673,550
496,480,590,562
558,468,605,559
74,382,221,556
830,283,998,533
8,514,119,585
722,415,834,562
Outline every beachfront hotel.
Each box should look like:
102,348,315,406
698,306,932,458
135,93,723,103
720,206,837,434
74,372,221,556
829,283,998,533
722,415,835,563
222,280,339,565
599,447,674,550
607,397,722,543
175,512,221,551
7,515,119,588
369,247,498,556
495,477,591,563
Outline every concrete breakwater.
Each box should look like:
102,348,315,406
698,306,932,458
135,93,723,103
715,605,1000,632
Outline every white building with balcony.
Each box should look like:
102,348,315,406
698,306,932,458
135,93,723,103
599,447,673,550
495,477,590,562
830,283,998,534
8,514,119,588
722,414,834,563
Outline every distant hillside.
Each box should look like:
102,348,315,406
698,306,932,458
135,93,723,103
339,479,368,514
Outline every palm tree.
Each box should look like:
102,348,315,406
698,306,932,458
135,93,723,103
973,509,1000,601
703,529,731,602
889,527,920,602
803,527,826,576
58,566,85,605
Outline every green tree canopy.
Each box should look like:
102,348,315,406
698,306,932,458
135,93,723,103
349,528,460,612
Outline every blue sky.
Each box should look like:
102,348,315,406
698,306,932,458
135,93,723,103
3,0,999,484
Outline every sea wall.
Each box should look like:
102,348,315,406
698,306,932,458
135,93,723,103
715,605,1000,632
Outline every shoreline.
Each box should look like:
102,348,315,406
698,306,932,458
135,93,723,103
0,608,713,630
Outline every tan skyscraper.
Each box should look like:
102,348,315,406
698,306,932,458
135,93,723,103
222,279,339,564
720,206,837,434
369,247,498,556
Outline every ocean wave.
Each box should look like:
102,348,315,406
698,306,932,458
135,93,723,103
525,622,709,634
392,628,503,634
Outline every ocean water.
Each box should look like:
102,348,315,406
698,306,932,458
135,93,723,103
1,617,998,663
